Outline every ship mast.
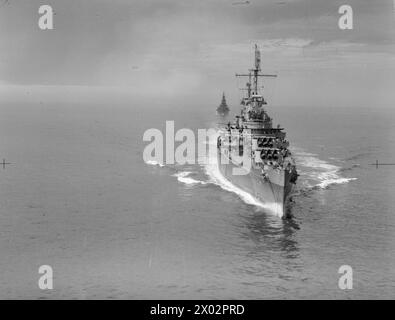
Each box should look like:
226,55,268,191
246,72,252,98
236,44,277,97
253,44,260,94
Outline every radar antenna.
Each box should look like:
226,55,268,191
236,44,277,96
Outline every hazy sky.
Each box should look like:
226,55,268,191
0,0,394,106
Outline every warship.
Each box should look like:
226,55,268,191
216,92,230,115
217,45,297,218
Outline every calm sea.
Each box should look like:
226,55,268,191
0,95,394,299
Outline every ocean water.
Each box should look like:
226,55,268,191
0,95,394,299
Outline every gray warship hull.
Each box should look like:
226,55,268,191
217,149,294,218
216,44,297,218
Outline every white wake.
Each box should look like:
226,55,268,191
173,171,207,185
145,160,164,167
293,150,357,189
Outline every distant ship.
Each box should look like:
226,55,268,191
217,45,298,218
216,92,230,115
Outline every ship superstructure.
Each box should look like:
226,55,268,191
217,45,297,218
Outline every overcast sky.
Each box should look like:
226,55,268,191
0,0,394,106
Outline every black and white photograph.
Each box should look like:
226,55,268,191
0,0,394,303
